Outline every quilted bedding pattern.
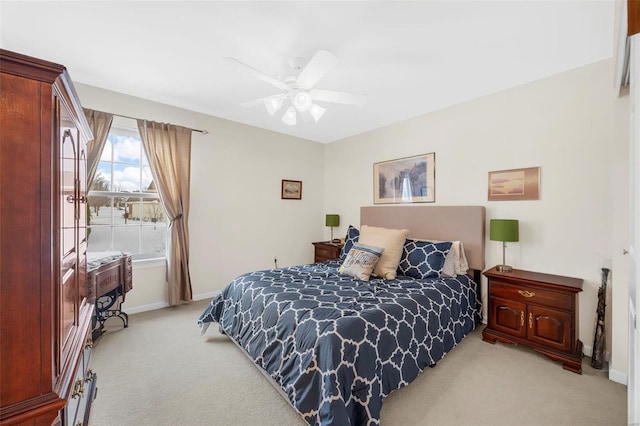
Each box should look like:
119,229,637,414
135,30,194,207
198,260,480,426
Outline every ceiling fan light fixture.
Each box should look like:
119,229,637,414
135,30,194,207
309,104,326,122
264,97,283,116
282,106,297,125
293,91,312,112
230,50,366,127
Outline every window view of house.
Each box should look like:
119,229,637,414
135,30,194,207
87,127,167,259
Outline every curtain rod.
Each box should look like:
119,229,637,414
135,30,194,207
101,110,209,135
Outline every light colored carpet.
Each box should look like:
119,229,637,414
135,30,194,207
88,299,627,426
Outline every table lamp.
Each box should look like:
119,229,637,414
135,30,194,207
325,214,340,241
490,219,519,272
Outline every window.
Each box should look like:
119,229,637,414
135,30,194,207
87,119,167,260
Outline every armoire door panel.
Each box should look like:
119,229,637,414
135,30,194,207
0,72,46,408
78,148,87,246
61,265,77,349
78,243,87,300
61,157,76,258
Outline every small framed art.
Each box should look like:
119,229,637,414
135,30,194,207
488,166,540,201
373,153,435,204
281,179,302,200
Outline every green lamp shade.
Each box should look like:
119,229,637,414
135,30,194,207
490,219,519,242
325,214,340,227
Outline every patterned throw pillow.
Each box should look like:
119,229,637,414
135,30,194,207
397,240,453,279
338,243,384,281
339,225,360,260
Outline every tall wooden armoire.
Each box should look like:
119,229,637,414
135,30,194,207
0,49,97,425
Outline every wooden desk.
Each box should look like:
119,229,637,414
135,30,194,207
87,255,133,342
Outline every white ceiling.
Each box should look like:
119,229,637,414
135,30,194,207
0,1,615,143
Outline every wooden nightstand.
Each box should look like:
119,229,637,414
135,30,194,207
312,241,343,263
482,266,584,374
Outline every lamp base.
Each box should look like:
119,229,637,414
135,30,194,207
496,264,513,272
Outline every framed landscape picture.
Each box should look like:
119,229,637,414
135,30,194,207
281,179,302,200
488,166,540,201
373,153,435,204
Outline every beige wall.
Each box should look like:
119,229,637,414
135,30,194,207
324,59,627,379
77,58,628,382
76,84,326,311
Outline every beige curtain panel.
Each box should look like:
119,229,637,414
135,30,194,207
137,120,192,305
83,108,113,188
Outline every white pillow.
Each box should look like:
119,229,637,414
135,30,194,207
359,225,409,279
440,241,469,277
455,242,470,274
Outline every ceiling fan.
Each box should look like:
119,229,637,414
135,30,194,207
226,50,367,125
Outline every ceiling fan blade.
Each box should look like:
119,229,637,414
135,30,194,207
309,89,367,106
224,57,289,91
296,50,338,89
240,94,286,116
239,97,268,107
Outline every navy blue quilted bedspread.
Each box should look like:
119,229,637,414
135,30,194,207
198,260,480,426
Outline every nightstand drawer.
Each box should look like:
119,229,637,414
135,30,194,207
312,241,343,263
316,248,337,259
491,281,573,311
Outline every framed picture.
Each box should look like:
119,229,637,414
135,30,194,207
281,179,302,200
488,166,540,201
373,153,435,204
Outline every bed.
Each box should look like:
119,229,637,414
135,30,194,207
198,205,485,425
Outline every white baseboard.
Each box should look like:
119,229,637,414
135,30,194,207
125,301,170,315
581,344,611,362
608,369,628,385
581,344,628,384
123,291,219,315
193,291,219,301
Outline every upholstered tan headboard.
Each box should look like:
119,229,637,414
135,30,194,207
360,205,486,272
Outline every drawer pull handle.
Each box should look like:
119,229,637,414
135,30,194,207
521,311,525,327
85,369,94,383
518,290,536,298
71,379,84,399
529,313,533,329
